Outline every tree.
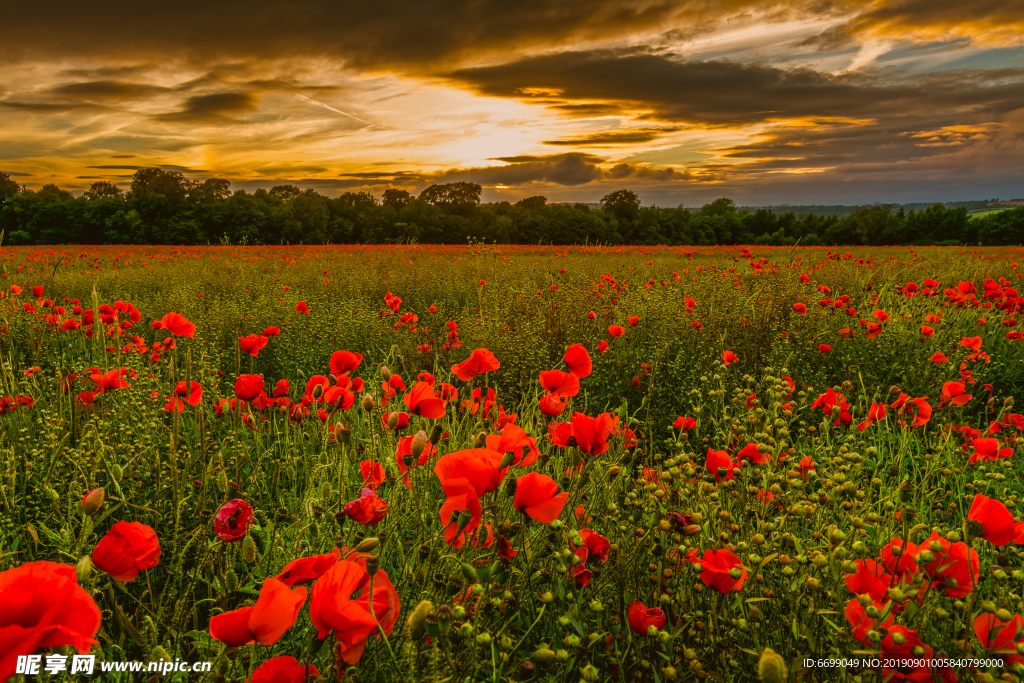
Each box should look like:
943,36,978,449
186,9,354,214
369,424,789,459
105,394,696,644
0,172,19,204
419,182,482,207
37,183,74,202
84,181,124,200
268,185,302,201
382,188,411,210
600,189,640,224
515,196,547,210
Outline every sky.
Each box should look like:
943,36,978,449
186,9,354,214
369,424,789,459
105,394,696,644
2,0,1023,206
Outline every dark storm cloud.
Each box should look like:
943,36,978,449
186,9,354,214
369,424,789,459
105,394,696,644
154,92,259,123
87,164,210,173
428,153,688,187
448,49,1024,126
0,100,102,113
543,102,627,117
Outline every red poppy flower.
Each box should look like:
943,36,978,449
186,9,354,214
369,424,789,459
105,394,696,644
249,656,321,683
328,350,362,376
793,303,807,314
818,343,832,353
360,461,386,489
273,379,290,398
737,442,766,464
597,340,609,354
91,521,161,582
209,577,307,647
538,393,567,416
563,343,592,378
344,488,389,525
627,600,666,634
843,559,892,603
309,560,377,648
275,548,341,587
88,367,131,395
921,325,935,336
214,499,254,542
295,301,309,314
971,437,1014,463
396,435,437,489
451,348,500,381
672,416,697,429
578,529,610,563
485,423,541,468
942,382,972,406
539,369,580,397
698,549,747,594
799,455,815,478
0,561,102,679
513,472,568,524
705,448,735,482
262,326,280,337
570,412,614,456
31,285,44,297
608,325,625,338
434,449,504,497
235,374,265,401
845,597,895,644
974,613,1024,666
722,350,737,366
403,381,446,419
439,482,484,550
239,334,269,357
498,536,517,560
930,351,949,364
916,530,979,597
153,312,196,338
968,494,1024,546
628,316,640,326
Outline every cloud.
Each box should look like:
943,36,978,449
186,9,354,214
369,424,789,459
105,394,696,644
154,92,259,123
47,80,170,101
542,128,683,146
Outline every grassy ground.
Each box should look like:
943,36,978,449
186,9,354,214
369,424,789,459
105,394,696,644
1,243,1024,682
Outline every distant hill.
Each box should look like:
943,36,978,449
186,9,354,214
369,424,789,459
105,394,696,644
735,198,1024,218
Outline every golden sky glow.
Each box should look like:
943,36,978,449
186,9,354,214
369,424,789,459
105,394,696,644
2,0,1023,205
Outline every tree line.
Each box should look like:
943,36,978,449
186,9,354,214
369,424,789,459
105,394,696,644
1,169,1022,246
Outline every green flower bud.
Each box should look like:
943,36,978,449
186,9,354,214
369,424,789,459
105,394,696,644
758,647,787,683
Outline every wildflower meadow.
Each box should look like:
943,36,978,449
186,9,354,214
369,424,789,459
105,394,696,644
2,242,1024,683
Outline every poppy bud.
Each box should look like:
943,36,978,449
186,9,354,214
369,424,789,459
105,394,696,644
75,555,92,583
312,383,324,400
429,424,444,445
757,648,787,683
81,487,105,516
242,535,257,563
964,518,985,543
608,466,620,479
457,509,473,532
505,478,517,497
380,365,391,382
366,555,379,576
461,562,477,583
388,412,399,429
407,600,434,639
361,394,376,412
498,451,516,470
1005,397,1014,408
357,537,380,552
224,569,238,593
472,431,487,449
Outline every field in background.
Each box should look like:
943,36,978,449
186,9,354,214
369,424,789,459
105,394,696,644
2,243,1024,683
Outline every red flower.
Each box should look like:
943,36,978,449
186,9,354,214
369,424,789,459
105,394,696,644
672,416,696,430
705,448,735,482
698,549,747,594
439,483,483,549
513,472,568,524
597,340,609,354
968,494,1024,545
396,434,437,489
273,379,290,398
818,343,832,353
722,350,737,366
578,529,610,563
214,499,254,542
403,381,446,419
563,343,592,378
917,530,979,597
975,613,1024,666
737,442,767,464
930,351,949,364
31,285,44,297
628,316,639,326
793,303,807,314
539,393,567,416
91,521,161,582
971,437,1014,463
153,312,196,338
330,350,363,376
88,367,131,395
843,559,891,603
451,348,500,382
360,461,386,489
608,325,625,338
249,656,320,683
235,374,265,401
571,412,614,456
209,577,307,646
262,326,281,337
275,548,341,587
344,488,389,525
539,369,580,397
239,334,268,357
295,301,309,314
486,423,541,468
498,536,517,560
627,600,666,634
434,449,504,497
942,381,972,406
0,561,101,680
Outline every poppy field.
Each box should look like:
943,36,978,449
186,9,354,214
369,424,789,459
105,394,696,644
3,243,1024,683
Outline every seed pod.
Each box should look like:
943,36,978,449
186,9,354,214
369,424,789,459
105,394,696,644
361,394,376,413
411,430,428,459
